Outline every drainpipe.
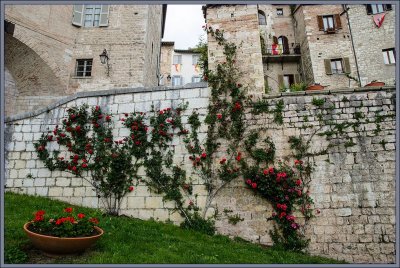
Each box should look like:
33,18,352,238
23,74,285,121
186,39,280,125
344,4,361,86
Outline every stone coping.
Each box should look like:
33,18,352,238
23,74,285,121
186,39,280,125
5,84,395,123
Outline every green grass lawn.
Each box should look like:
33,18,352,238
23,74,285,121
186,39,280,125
4,192,346,264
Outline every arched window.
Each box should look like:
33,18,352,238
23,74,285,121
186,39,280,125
258,10,266,25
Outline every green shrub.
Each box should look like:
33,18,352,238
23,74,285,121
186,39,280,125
180,212,216,236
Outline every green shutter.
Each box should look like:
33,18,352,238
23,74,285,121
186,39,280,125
343,57,351,73
324,59,332,75
294,74,301,83
278,75,284,87
99,5,109,27
72,5,84,27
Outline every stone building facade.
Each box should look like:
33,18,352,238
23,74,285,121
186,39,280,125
4,4,166,115
203,4,396,93
346,4,396,86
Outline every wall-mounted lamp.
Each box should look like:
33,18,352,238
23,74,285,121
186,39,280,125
167,75,171,81
99,49,110,76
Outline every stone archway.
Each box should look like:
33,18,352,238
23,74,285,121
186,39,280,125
5,33,66,115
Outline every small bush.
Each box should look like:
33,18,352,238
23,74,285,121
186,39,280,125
180,212,216,236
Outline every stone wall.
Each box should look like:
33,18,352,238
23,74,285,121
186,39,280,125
205,5,265,93
347,5,396,86
4,85,396,264
160,42,174,86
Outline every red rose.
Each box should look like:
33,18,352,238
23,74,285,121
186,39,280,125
189,200,194,206
77,213,85,219
280,204,287,211
220,158,226,164
236,152,241,161
82,163,88,168
60,133,66,137
129,186,134,192
106,115,111,122
263,169,268,175
47,135,53,141
125,113,129,117
120,118,125,122
201,152,207,159
296,179,302,186
72,166,77,172
88,149,93,155
279,212,286,219
246,179,252,184
251,183,257,189
217,113,223,119
75,125,81,132
98,114,103,119
64,207,73,213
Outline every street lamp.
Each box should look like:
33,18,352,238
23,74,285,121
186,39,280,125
99,49,110,76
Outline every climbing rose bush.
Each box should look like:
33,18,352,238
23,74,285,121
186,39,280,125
243,160,314,251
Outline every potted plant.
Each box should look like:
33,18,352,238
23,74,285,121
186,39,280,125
305,83,324,91
23,207,103,255
365,80,385,87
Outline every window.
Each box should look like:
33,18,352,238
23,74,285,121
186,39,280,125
192,76,202,83
173,55,182,64
192,55,199,65
366,4,392,15
323,15,334,31
382,48,395,64
258,10,266,25
72,5,109,27
172,76,182,86
324,58,351,75
283,75,294,88
317,14,342,32
75,59,92,77
276,9,283,16
330,59,344,74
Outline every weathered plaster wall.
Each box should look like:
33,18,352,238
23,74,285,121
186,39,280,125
4,85,396,264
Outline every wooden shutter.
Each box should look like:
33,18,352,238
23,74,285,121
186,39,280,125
324,59,332,75
99,5,109,27
278,75,284,87
72,5,84,27
317,16,324,31
343,57,351,73
366,5,372,15
294,74,301,84
334,14,342,29
264,76,269,93
385,5,392,11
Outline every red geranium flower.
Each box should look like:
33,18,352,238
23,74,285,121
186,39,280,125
77,213,85,219
64,207,73,213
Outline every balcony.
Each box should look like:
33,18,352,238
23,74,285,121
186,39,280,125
262,44,301,64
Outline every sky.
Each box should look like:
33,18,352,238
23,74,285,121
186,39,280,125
163,5,206,50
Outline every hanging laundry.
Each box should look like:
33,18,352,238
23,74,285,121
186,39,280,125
174,64,181,72
194,64,200,73
373,13,386,28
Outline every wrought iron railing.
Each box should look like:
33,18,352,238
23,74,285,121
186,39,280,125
263,43,301,56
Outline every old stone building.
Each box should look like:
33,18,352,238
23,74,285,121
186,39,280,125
5,4,167,115
203,4,396,93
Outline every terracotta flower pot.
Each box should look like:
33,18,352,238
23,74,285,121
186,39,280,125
365,81,385,87
306,84,324,91
23,222,103,255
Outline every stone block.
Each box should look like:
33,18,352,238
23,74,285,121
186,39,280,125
138,209,154,220
48,187,63,197
145,197,164,209
127,196,145,209
35,187,48,196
